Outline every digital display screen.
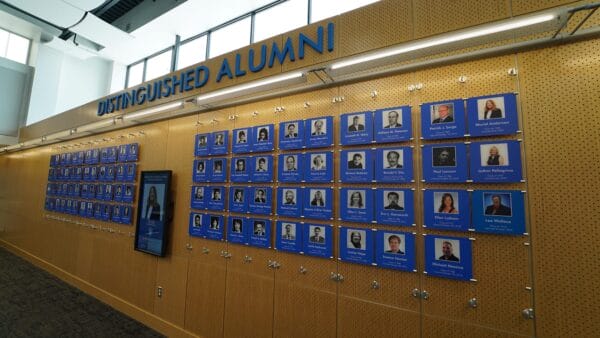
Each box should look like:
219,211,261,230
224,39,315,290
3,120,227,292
134,171,172,257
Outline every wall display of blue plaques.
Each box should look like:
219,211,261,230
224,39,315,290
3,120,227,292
304,151,333,183
125,163,137,182
340,149,374,183
339,227,375,265
375,189,414,226
424,235,473,281
375,231,416,271
247,187,272,215
421,99,466,139
374,106,412,143
248,218,271,248
209,131,229,155
232,127,252,153
302,188,333,220
470,140,523,183
123,185,135,203
227,217,247,244
205,214,225,240
340,112,374,145
253,124,275,152
423,189,470,232
229,186,247,213
374,147,413,183
251,155,273,182
472,190,525,235
279,120,304,150
191,186,206,210
193,159,208,182
230,156,251,182
467,93,518,137
277,153,303,182
127,143,139,162
275,220,302,253
422,143,468,182
195,133,210,156
189,212,205,237
303,224,333,258
339,188,374,223
305,116,333,148
208,158,227,182
207,186,226,211
276,187,303,217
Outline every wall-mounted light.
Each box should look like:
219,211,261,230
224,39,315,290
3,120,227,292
123,101,184,121
76,117,117,134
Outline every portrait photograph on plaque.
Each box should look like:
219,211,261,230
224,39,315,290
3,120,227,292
91,149,100,164
134,171,172,257
275,221,302,253
467,93,518,137
470,140,523,183
205,214,225,240
190,186,206,210
189,212,205,238
304,116,333,148
113,184,123,202
423,189,470,232
232,127,252,154
422,143,468,182
207,186,226,211
279,120,304,150
193,159,208,182
472,190,525,235
251,155,273,182
303,188,333,220
121,206,133,224
115,165,124,181
421,99,466,139
253,124,275,152
375,189,414,226
230,156,251,182
374,106,412,143
125,163,136,182
207,158,227,182
340,111,374,145
340,149,374,183
229,186,247,213
303,224,333,258
375,231,416,271
195,133,210,156
277,153,303,182
101,204,111,221
249,218,271,248
339,227,374,265
424,235,473,281
339,188,374,223
209,130,229,155
123,185,135,203
276,187,303,217
118,145,127,162
107,146,118,163
374,147,413,183
227,217,247,244
248,187,272,215
304,151,333,183
127,143,139,162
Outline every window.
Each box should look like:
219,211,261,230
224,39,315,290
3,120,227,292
145,49,173,81
177,35,207,70
254,0,308,42
128,62,144,87
209,17,251,58
0,28,30,64
311,0,379,23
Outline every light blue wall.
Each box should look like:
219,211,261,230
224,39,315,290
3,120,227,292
0,57,33,137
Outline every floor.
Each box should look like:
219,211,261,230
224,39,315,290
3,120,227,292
0,247,163,337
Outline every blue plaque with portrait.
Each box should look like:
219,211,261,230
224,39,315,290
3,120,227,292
205,214,224,240
86,202,94,218
248,187,272,215
275,220,302,253
249,218,271,248
90,166,98,181
229,186,247,213
118,145,128,162
423,189,470,232
227,216,247,244
111,205,122,223
96,184,105,200
253,124,275,152
78,201,87,216
302,188,333,220
101,204,111,221
189,212,205,237
207,158,227,182
339,227,375,265
114,165,124,181
277,153,303,182
125,163,137,182
472,190,525,235
191,186,206,210
113,184,123,202
304,116,333,148
107,166,117,181
421,99,466,139
375,231,416,271
209,130,229,155
339,188,374,223
194,133,210,156
276,187,303,217
230,156,251,182
104,184,114,201
340,111,374,145
424,235,473,281
422,143,468,182
303,224,333,258
374,106,412,143
304,151,333,183
375,189,414,226
193,159,208,182
374,147,413,183
470,140,523,183
100,149,109,164
467,93,518,137
232,127,253,154
279,120,304,150
127,143,139,162
340,149,374,183
107,146,118,163
206,186,225,211
121,205,132,224
123,185,135,203
84,151,92,165
250,155,273,182
91,149,100,164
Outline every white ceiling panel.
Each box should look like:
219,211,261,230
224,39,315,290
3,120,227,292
70,14,135,48
62,0,105,12
45,37,97,59
3,0,84,28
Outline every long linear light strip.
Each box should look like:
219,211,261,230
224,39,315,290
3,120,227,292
124,101,184,120
330,13,556,70
76,117,116,133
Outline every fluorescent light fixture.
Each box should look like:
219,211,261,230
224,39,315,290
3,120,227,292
196,72,305,105
123,101,184,121
76,117,116,134
22,138,44,147
46,129,75,142
5,144,23,151
330,13,557,71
